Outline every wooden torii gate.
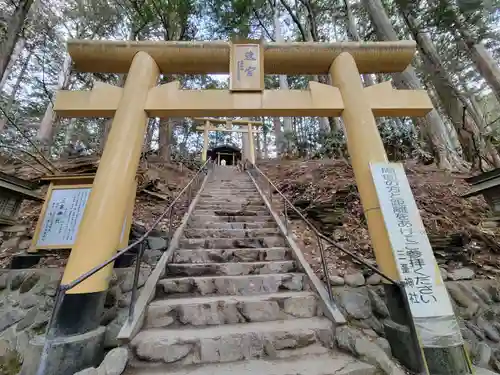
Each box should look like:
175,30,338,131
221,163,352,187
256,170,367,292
45,39,470,375
193,117,262,163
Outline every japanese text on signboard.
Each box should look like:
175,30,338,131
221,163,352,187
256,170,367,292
380,167,437,306
231,44,262,91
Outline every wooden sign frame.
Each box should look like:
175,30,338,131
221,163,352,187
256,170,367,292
229,39,265,92
30,174,135,253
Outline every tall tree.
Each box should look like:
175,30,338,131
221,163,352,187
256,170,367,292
363,0,465,171
397,2,500,168
0,0,34,82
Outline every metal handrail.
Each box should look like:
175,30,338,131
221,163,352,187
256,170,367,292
248,163,433,372
248,164,398,288
36,159,210,375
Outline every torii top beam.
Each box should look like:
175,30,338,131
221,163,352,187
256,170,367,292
66,40,416,74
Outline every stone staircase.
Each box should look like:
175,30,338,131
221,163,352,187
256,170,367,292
126,166,377,375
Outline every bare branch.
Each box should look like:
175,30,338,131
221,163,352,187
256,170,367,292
278,0,307,41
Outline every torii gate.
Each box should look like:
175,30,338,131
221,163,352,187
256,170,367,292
193,117,262,163
47,39,470,375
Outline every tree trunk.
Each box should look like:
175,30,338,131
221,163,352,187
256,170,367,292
37,53,72,144
273,117,283,157
0,0,34,83
363,0,465,171
399,7,500,168
158,118,174,162
0,37,25,93
0,48,32,130
441,1,500,105
273,3,293,155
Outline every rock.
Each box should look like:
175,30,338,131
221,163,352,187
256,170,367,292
283,295,317,318
490,285,500,303
491,349,500,373
19,272,40,294
2,236,21,249
16,307,37,331
449,267,475,281
143,250,163,266
101,305,119,325
375,337,392,357
439,268,448,281
447,283,478,309
3,225,29,233
338,289,371,320
240,301,280,322
74,367,99,375
105,287,120,308
335,326,361,354
366,274,382,285
367,289,389,318
19,294,41,309
473,342,491,368
472,285,493,305
329,276,344,286
120,269,148,293
0,309,25,332
355,337,405,375
477,316,500,343
147,237,167,250
10,271,28,290
0,273,8,290
118,292,132,308
465,321,485,341
104,310,128,349
18,239,32,250
344,273,365,287
97,347,128,375
137,341,191,363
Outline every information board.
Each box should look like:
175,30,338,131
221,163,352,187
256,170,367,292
36,187,91,247
370,162,454,318
34,186,130,250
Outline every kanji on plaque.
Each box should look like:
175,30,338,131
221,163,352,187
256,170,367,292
230,43,263,91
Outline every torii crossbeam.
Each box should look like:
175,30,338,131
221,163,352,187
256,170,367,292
193,117,263,163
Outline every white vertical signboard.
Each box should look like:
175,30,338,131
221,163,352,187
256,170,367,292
370,163,454,318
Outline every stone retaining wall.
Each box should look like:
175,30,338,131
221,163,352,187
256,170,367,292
331,278,500,373
0,267,151,374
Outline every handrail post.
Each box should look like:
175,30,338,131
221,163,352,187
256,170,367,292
315,233,334,303
129,240,146,323
283,198,288,235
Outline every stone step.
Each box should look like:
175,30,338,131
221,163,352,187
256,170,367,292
183,228,280,239
199,199,264,204
189,215,274,224
126,353,376,375
186,221,277,229
193,209,270,217
200,194,262,199
172,247,291,263
179,236,287,249
195,204,266,211
145,291,319,329
156,273,306,298
167,261,296,277
130,317,333,366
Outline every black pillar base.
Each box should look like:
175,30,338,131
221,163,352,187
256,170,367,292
383,284,472,375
